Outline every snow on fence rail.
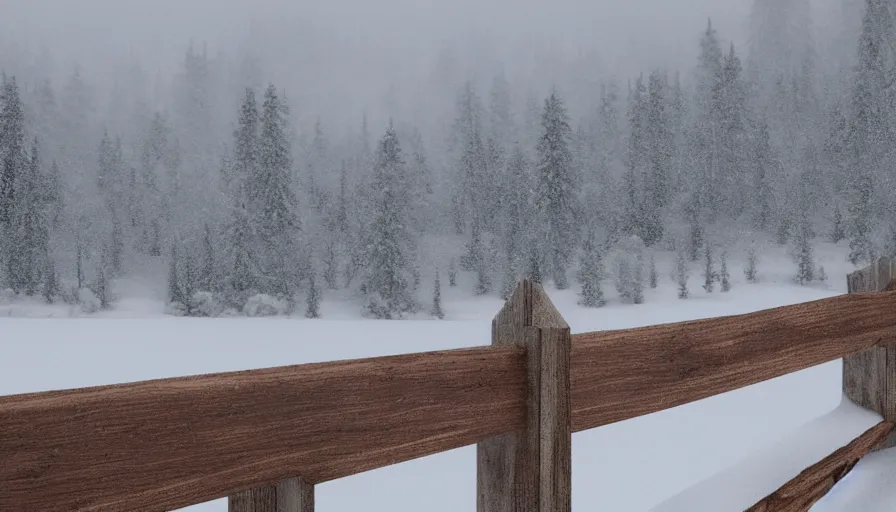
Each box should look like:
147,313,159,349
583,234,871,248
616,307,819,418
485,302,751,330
4,260,896,512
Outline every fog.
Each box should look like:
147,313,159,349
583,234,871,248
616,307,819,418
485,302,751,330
1,0,887,319
1,0,766,127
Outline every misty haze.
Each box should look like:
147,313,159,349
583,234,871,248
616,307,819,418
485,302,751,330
2,0,896,510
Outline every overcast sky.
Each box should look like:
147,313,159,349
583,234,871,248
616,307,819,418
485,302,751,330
0,0,848,130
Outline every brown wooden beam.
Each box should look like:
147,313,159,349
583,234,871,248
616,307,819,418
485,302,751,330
570,290,896,432
0,346,526,512
843,257,896,449
745,421,893,512
477,280,572,512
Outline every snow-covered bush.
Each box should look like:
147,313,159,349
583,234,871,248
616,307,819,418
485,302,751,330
189,291,223,317
243,293,289,317
165,301,188,316
77,288,101,314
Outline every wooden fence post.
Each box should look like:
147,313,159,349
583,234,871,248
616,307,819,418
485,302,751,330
843,256,896,449
477,279,572,512
228,476,314,512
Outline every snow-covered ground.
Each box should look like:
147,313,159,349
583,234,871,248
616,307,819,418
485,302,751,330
3,240,893,511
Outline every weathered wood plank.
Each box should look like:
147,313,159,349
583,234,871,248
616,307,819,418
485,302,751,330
571,290,896,431
744,421,893,512
843,257,896,449
0,346,526,512
228,477,313,512
477,280,571,512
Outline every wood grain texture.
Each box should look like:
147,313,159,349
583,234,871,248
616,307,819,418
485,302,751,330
477,280,571,512
570,290,896,431
228,477,313,512
843,257,896,449
0,346,526,512
744,421,893,512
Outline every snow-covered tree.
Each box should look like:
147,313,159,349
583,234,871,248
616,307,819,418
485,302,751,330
534,92,578,288
578,230,606,307
675,249,690,299
719,251,731,292
431,271,445,319
305,271,321,319
703,242,716,292
362,123,418,319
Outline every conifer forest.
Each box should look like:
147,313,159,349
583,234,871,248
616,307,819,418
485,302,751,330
0,0,894,318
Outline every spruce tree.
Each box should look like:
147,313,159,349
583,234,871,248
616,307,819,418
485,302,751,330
431,271,445,319
675,250,690,299
362,123,418,318
168,244,186,305
745,246,759,283
703,242,716,292
254,84,298,296
535,92,578,289
818,266,828,282
200,223,215,291
578,231,606,307
648,253,658,289
831,206,845,243
305,272,321,319
448,258,457,287
794,215,815,284
720,251,731,292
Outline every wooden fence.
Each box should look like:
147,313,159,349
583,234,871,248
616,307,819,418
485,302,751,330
4,259,896,512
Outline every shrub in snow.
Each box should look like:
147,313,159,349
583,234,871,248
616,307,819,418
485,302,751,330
77,287,101,314
165,301,189,316
188,291,223,317
243,294,289,317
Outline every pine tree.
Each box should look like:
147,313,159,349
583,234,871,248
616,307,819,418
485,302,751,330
469,220,491,295
253,84,298,296
687,204,704,261
676,249,690,299
703,242,716,292
643,70,673,245
578,231,606,307
745,246,759,283
44,259,58,303
831,206,845,243
720,251,731,291
168,245,187,305
818,265,828,282
305,272,321,319
448,258,457,287
362,123,418,318
648,253,658,288
200,223,215,291
95,247,111,309
0,76,26,229
223,89,261,298
431,271,445,319
535,92,578,289
794,214,815,284
750,118,775,230
7,138,51,295
324,241,338,289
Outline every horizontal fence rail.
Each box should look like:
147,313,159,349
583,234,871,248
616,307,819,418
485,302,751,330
4,280,896,511
570,290,896,432
0,347,526,512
